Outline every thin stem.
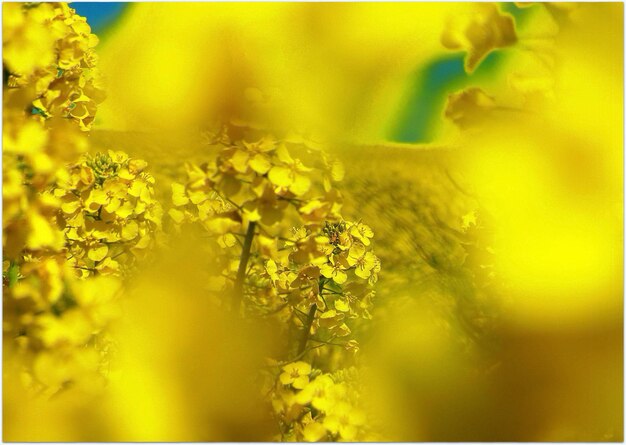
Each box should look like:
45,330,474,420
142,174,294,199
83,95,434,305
296,304,317,357
233,221,256,313
309,337,345,347
261,343,326,369
295,278,327,357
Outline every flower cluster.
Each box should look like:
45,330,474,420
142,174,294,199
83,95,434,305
169,124,378,340
270,363,371,441
4,263,122,397
168,122,380,441
263,220,379,348
5,3,380,436
168,125,348,310
169,128,344,230
2,4,139,398
4,2,104,131
54,151,163,277
3,2,103,260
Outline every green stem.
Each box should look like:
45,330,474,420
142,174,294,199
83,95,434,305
233,221,256,313
297,304,317,357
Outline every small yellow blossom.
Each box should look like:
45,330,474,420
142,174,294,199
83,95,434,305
280,361,312,389
349,222,374,246
302,421,327,442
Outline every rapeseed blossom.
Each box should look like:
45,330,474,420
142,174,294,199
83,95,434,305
3,3,151,400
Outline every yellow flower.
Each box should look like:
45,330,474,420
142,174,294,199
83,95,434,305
243,182,287,225
444,87,496,129
302,421,327,442
347,243,378,279
319,256,348,285
266,259,280,281
349,222,374,246
84,180,124,213
441,3,517,72
267,145,312,196
87,242,109,262
171,182,190,206
296,374,336,411
279,361,312,389
224,136,276,175
334,299,350,313
2,3,57,76
323,401,366,441
26,209,63,251
217,233,237,249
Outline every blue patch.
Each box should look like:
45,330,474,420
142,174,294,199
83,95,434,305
389,2,533,143
72,2,127,35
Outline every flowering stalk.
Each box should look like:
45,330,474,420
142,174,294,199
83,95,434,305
168,125,380,441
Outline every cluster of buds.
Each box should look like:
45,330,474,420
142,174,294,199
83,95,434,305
54,151,163,277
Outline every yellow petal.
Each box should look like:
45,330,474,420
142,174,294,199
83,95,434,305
334,270,348,284
354,266,371,280
88,244,109,262
118,168,135,180
61,200,81,214
303,422,327,442
168,208,186,224
293,375,310,390
275,144,294,164
104,198,122,213
249,154,272,174
86,189,108,209
128,159,148,174
128,180,145,197
279,372,293,386
121,220,139,240
335,299,350,312
116,201,135,218
320,264,334,279
268,165,293,187
289,174,311,196
26,211,60,249
266,259,278,275
230,149,250,173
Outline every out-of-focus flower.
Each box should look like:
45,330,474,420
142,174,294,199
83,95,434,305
3,3,126,402
441,3,517,72
445,87,497,129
